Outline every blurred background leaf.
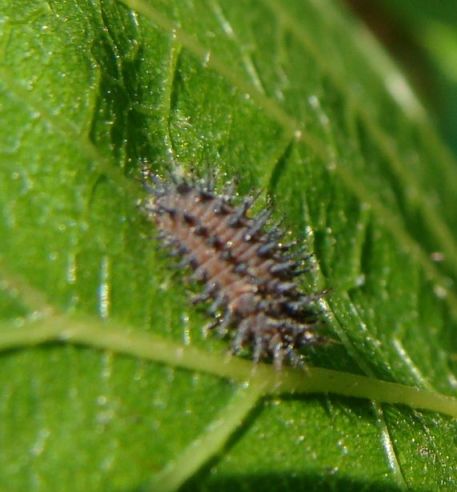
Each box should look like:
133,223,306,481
346,0,457,154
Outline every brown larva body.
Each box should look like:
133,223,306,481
143,174,323,367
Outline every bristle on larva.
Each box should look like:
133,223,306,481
142,172,324,367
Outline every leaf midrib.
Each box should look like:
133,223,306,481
0,0,454,395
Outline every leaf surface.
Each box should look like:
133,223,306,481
0,1,456,491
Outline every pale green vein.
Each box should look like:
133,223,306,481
158,35,183,161
0,258,54,315
150,383,266,492
119,0,457,326
370,402,407,488
1,315,456,418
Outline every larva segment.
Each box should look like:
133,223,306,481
143,174,323,367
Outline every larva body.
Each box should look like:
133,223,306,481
143,174,322,367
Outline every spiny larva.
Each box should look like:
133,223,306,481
142,170,325,367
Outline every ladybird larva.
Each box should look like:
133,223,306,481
142,171,324,367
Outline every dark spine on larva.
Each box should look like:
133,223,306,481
143,174,323,367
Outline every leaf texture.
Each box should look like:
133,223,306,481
0,1,456,491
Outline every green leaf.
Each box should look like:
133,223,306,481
361,0,457,164
1,1,457,491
